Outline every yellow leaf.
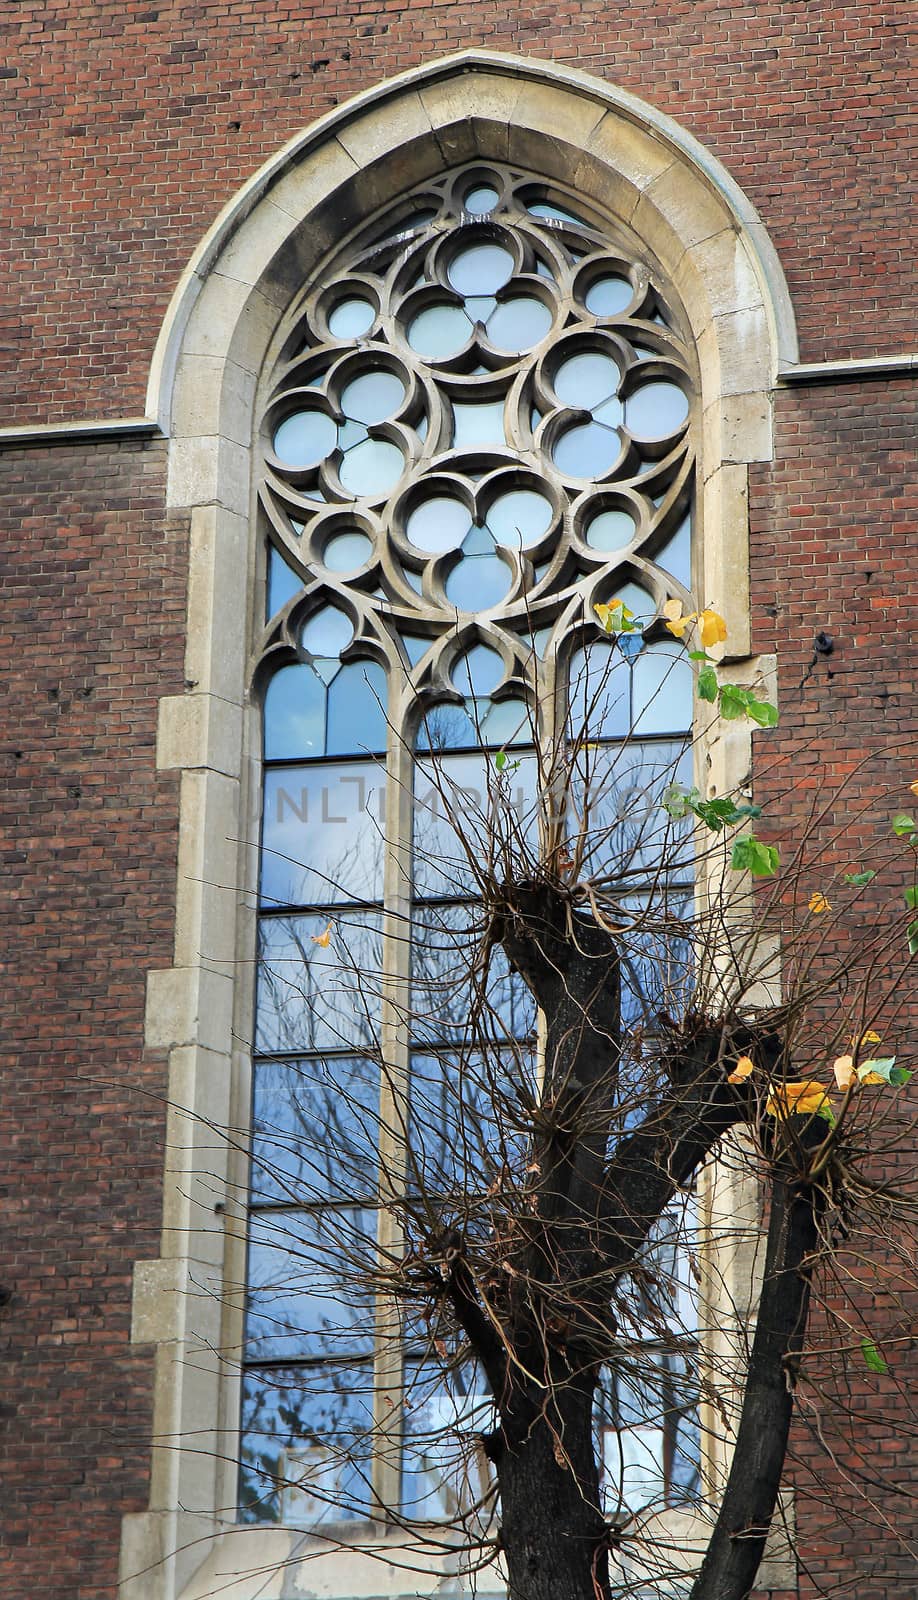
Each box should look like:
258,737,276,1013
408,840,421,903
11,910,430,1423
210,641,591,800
664,607,696,639
808,891,832,914
859,1068,886,1086
698,608,728,648
727,1054,755,1085
662,598,685,622
910,780,918,798
593,602,614,630
765,1080,831,1118
311,921,333,947
833,1054,856,1090
854,1029,882,1047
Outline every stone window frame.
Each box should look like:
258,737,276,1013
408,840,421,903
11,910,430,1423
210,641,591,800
124,48,797,1600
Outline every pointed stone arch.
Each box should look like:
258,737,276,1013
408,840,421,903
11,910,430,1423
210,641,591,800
125,50,795,1600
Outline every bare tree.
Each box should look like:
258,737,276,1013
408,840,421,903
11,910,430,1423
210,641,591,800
239,604,917,1600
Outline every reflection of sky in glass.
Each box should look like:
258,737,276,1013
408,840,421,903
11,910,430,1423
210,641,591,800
410,905,536,1045
261,761,387,908
401,1358,495,1520
245,1207,376,1362
251,1055,380,1204
255,914,382,1055
239,1364,375,1525
412,751,538,900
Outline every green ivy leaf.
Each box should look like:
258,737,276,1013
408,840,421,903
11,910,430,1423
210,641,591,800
892,813,916,838
697,665,719,703
688,649,714,662
857,1056,912,1087
718,683,748,720
731,834,780,877
860,1338,889,1375
843,870,877,887
494,751,507,771
908,917,918,958
662,783,700,820
904,886,918,909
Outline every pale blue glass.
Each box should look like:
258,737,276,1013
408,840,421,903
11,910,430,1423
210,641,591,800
335,418,367,452
400,1358,496,1521
656,513,692,586
462,294,497,324
338,437,403,496
568,642,630,740
451,400,506,448
612,579,654,617
301,607,353,658
327,297,375,339
267,545,304,617
414,702,479,755
553,421,621,478
273,409,337,467
261,761,387,908
340,370,404,425
264,663,326,760
447,243,514,296
251,1056,381,1204
255,913,382,1054
405,496,470,554
593,394,624,428
445,552,510,611
245,1207,377,1362
487,488,553,549
480,696,530,744
402,635,430,667
412,753,539,899
625,381,689,440
585,507,636,553
461,522,497,556
585,275,633,316
487,296,553,352
451,643,504,698
322,531,373,572
239,1364,375,1525
631,641,694,734
463,184,499,214
553,350,620,408
326,660,387,756
407,303,471,358
528,200,586,224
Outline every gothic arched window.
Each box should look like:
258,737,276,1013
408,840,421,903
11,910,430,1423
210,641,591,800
240,161,698,1529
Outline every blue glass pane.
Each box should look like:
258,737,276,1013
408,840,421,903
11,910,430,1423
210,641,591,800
585,507,636,553
327,298,375,339
612,580,654,618
335,418,367,452
415,703,479,754
239,1364,375,1525
553,351,620,408
451,401,506,448
569,743,692,883
402,635,431,667
461,523,496,556
407,303,472,358
553,421,621,478
322,531,373,572
339,370,405,425
301,607,353,658
252,1056,381,1204
445,552,511,611
267,546,304,617
261,761,387,907
448,243,514,296
338,437,403,496
464,295,497,324
410,903,537,1044
412,752,539,899
487,296,553,353
326,660,388,756
487,488,553,550
245,1207,376,1362
585,275,633,316
400,1357,496,1522
631,642,693,734
625,381,689,440
273,409,337,467
405,495,470,554
264,663,326,760
568,643,630,740
451,643,503,697
255,913,382,1054
463,184,499,214
656,513,692,586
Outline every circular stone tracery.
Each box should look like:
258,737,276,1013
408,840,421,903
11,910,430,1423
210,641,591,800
259,162,696,670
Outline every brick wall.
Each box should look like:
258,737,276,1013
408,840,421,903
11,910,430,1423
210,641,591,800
1,0,914,424
0,440,184,1596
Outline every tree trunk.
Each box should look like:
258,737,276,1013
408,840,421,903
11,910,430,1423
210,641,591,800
497,1375,611,1600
